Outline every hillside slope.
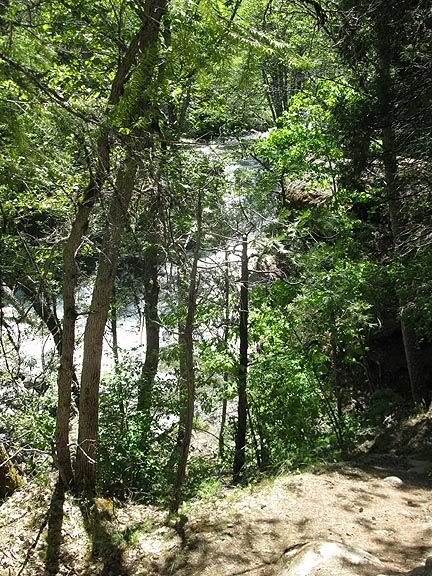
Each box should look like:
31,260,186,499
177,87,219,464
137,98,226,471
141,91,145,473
0,456,431,576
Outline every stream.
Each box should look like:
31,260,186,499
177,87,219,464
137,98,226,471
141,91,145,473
1,131,267,387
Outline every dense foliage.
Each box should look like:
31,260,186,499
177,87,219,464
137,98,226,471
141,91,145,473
1,0,431,506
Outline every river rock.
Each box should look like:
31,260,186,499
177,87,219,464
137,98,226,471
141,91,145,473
383,476,404,486
276,540,382,576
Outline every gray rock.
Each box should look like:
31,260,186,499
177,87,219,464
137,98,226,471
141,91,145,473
276,540,382,576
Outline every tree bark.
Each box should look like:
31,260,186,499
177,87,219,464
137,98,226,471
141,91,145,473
233,235,248,483
170,190,202,513
75,157,138,495
219,252,230,460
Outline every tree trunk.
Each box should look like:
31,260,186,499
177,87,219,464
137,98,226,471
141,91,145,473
59,0,169,492
174,269,188,454
170,191,202,513
329,301,344,433
54,19,152,486
375,14,426,405
233,235,248,483
17,279,80,407
254,408,270,469
219,252,230,460
137,245,161,422
111,283,126,426
111,284,120,370
56,195,97,488
19,279,62,355
137,137,166,423
219,398,228,460
75,158,138,495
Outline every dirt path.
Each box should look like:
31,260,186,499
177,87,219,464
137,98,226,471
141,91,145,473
0,458,431,576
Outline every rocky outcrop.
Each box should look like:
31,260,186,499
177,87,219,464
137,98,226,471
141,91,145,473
284,179,332,208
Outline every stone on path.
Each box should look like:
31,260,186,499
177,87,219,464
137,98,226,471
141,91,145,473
383,476,404,486
276,540,383,576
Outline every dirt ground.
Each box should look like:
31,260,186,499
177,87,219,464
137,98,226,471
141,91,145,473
0,454,431,576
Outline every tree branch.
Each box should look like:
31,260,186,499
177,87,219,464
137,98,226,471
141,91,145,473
0,53,98,123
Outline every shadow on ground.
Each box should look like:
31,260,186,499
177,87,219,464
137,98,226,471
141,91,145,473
44,481,66,576
314,460,432,575
79,499,130,576
150,461,432,576
154,512,283,576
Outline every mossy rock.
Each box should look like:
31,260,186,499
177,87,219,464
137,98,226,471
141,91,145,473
0,443,24,499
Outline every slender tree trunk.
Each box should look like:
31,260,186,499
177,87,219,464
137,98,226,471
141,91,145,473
170,191,202,513
1,285,28,320
233,235,248,483
219,398,228,460
111,283,126,427
262,68,277,123
18,279,80,408
111,284,120,370
219,252,230,460
329,302,344,428
247,406,261,469
137,245,161,441
75,157,138,495
375,14,425,405
254,408,270,469
175,269,188,454
19,280,63,355
176,85,192,137
56,196,97,487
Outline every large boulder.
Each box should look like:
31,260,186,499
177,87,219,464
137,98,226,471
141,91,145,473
276,540,383,576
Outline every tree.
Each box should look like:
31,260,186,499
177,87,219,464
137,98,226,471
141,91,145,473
170,189,202,512
74,0,170,494
233,234,249,482
323,0,432,405
0,0,172,493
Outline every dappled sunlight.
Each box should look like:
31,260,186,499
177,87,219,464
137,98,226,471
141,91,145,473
1,460,432,575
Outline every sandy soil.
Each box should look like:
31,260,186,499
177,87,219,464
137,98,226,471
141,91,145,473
0,456,431,576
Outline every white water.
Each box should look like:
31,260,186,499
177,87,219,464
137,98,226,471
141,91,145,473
1,131,267,383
